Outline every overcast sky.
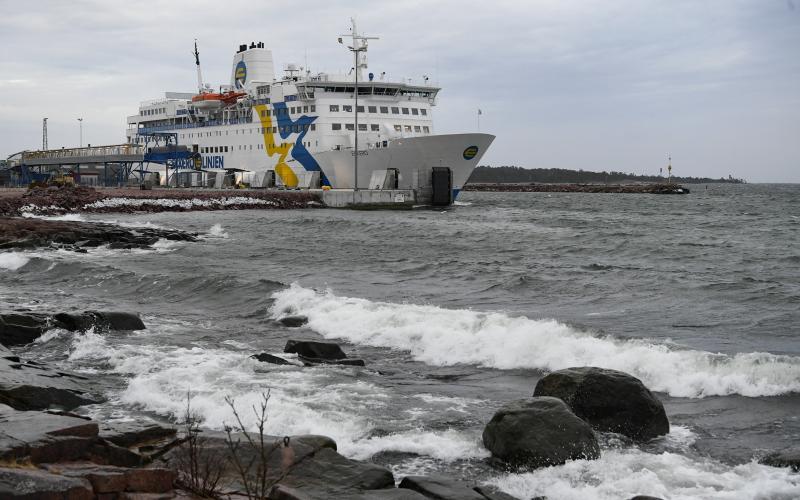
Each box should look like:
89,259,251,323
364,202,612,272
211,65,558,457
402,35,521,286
0,0,797,181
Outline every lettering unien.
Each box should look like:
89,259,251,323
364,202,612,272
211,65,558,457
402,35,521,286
203,156,225,169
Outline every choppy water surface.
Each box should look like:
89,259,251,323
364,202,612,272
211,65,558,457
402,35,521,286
2,183,799,499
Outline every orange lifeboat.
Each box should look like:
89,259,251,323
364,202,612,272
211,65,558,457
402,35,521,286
191,91,246,109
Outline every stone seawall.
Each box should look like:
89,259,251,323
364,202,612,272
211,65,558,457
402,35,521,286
0,186,323,217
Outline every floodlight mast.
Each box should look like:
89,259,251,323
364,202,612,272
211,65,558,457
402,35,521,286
339,18,379,191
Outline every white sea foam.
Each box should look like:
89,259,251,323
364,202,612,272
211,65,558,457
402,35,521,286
206,223,229,238
0,252,30,271
485,449,800,500
346,428,489,462
83,197,277,210
65,332,390,457
270,284,800,398
21,212,86,221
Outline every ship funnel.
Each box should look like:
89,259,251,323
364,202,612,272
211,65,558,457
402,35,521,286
231,43,275,89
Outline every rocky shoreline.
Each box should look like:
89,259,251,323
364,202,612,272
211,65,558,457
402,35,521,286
0,185,322,217
3,308,798,499
463,182,690,194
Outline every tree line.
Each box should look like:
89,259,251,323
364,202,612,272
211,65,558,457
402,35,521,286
467,166,745,184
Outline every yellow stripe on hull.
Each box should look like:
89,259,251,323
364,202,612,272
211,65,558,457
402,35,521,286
254,104,298,187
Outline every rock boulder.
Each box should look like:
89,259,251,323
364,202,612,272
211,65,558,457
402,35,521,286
279,316,309,328
759,447,800,472
252,352,294,365
482,397,600,469
54,311,146,332
0,313,51,347
533,367,669,441
285,340,347,360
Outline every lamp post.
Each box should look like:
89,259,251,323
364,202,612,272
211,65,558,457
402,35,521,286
77,118,83,148
339,18,378,191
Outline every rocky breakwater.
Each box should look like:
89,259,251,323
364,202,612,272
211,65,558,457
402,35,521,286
464,182,690,194
0,216,198,252
0,185,323,217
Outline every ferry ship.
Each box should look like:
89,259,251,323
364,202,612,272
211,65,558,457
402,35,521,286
126,20,494,199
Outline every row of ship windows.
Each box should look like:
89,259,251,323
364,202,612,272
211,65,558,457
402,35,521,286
199,142,318,153
141,108,166,116
182,125,317,139
259,105,427,117
268,106,316,116
331,123,430,133
179,121,430,138
330,105,426,116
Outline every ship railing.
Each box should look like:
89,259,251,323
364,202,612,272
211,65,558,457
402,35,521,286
135,118,256,135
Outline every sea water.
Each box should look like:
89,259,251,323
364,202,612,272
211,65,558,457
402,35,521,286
3,183,799,499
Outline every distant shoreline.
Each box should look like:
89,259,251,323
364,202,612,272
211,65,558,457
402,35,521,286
463,182,690,194
467,165,745,185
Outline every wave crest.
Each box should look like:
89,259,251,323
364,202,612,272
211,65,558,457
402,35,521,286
270,284,800,398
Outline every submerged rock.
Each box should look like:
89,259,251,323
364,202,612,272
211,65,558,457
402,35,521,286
54,311,146,332
533,366,669,441
285,340,348,360
482,397,600,469
279,315,309,328
473,485,522,500
298,355,366,367
398,475,487,500
252,352,294,365
0,355,102,411
0,310,146,347
760,447,800,472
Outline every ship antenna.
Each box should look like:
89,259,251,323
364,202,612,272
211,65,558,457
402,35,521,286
194,39,204,93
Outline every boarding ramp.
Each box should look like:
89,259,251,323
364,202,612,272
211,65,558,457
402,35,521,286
8,133,196,187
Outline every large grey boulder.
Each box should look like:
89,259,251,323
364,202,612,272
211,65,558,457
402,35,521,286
482,397,600,469
533,367,669,441
280,446,394,494
0,355,102,411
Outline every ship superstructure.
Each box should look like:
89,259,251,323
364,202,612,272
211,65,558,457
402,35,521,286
126,20,494,198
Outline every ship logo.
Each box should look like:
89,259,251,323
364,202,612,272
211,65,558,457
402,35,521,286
234,61,247,88
463,146,479,160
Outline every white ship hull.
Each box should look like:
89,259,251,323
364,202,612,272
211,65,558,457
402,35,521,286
313,133,494,193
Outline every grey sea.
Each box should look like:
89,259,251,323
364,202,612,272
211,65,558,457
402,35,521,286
2,183,799,499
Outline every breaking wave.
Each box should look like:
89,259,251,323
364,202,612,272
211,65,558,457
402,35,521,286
270,284,800,398
486,449,800,500
0,252,30,271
